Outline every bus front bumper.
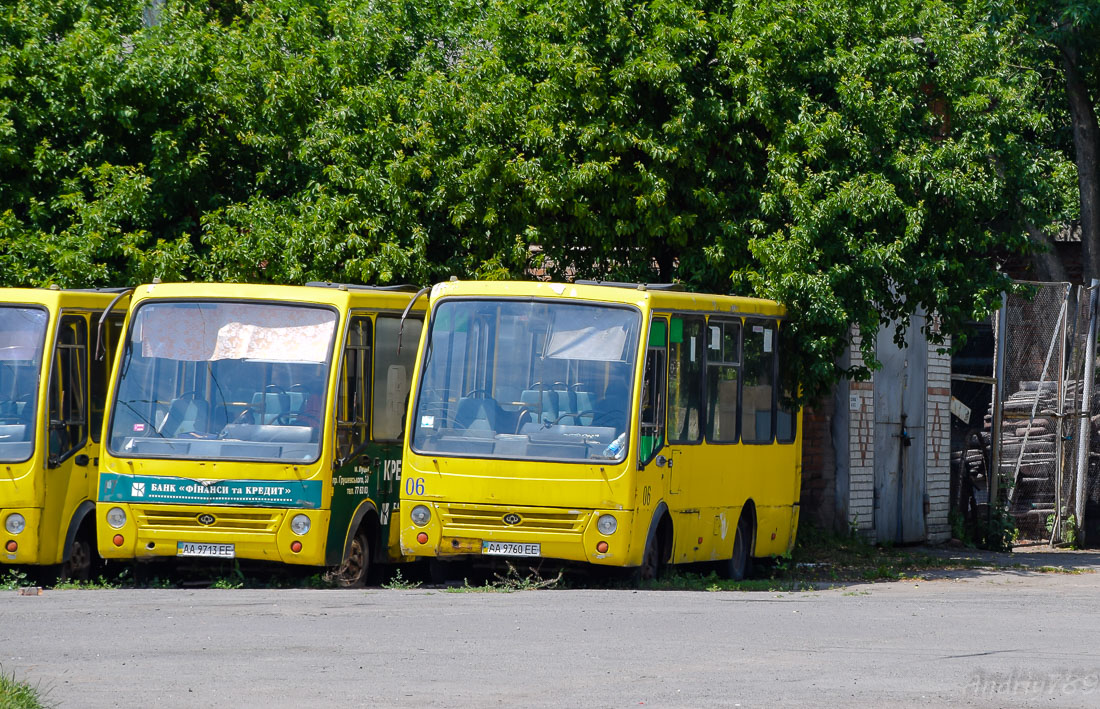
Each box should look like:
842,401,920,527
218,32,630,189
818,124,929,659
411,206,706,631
95,503,330,567
1,508,44,565
399,502,635,567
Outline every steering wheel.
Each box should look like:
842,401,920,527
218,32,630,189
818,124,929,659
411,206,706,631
280,411,321,427
230,405,260,425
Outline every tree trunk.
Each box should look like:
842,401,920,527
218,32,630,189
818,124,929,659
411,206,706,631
1025,223,1069,282
1062,40,1100,282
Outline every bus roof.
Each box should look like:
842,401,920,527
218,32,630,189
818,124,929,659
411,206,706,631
0,287,131,310
128,282,424,312
428,280,786,318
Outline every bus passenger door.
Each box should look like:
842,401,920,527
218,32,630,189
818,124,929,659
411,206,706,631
635,317,673,560
663,315,713,563
41,313,91,565
372,315,422,557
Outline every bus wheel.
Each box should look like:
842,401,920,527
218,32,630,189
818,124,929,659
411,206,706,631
722,513,753,581
61,532,93,582
635,516,669,583
331,530,370,588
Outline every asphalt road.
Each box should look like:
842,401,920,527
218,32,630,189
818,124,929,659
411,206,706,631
4,560,1100,708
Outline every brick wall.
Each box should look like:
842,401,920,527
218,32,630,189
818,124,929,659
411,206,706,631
800,397,835,530
926,333,952,542
847,335,876,536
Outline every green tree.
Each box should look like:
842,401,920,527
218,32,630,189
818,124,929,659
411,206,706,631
990,0,1099,281
0,0,1078,403
395,0,1072,400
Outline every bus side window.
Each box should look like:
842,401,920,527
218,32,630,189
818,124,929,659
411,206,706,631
372,316,421,441
776,322,798,443
742,319,775,443
337,316,372,460
91,314,124,442
48,315,88,464
639,317,667,464
705,319,740,443
668,316,704,443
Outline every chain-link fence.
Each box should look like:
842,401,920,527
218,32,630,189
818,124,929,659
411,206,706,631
989,282,1098,545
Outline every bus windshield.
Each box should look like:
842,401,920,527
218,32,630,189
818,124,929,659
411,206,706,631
411,299,641,462
108,301,337,463
0,306,47,462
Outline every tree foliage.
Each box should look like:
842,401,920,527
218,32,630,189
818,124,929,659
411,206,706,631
0,0,1080,402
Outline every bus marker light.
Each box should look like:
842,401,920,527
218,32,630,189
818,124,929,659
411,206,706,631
596,541,608,554
771,532,776,540
416,532,428,544
112,535,124,547
5,540,16,553
290,541,302,553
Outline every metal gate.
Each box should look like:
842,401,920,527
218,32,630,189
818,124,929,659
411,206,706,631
987,281,1099,545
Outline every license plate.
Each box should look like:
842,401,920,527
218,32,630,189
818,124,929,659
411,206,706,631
482,541,540,557
177,542,235,558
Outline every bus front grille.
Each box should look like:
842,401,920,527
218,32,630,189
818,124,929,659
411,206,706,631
439,504,585,533
135,508,281,533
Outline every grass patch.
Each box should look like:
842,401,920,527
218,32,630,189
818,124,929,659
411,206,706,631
778,522,996,584
0,667,49,709
443,564,563,593
0,569,32,591
381,569,421,590
51,575,120,591
641,570,816,593
1026,565,1093,575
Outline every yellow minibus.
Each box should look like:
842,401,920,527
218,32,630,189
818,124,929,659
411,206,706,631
399,280,800,580
96,282,422,586
1,287,128,579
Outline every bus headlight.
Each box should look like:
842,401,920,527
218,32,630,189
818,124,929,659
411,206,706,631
4,513,25,535
410,505,431,527
106,507,127,529
290,514,311,535
597,514,617,535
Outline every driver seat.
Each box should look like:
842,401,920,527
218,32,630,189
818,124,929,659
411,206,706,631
159,397,209,437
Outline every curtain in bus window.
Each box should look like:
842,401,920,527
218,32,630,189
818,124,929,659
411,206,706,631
705,319,740,443
137,304,336,362
742,319,775,443
776,323,797,443
545,308,634,361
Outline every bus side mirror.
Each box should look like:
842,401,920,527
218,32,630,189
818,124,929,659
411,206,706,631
74,454,90,467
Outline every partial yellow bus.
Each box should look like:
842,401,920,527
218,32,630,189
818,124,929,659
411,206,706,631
1,287,129,580
96,282,423,586
399,280,801,580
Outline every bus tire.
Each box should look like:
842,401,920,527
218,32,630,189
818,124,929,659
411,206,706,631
331,529,370,588
60,527,94,582
635,511,670,583
722,511,754,581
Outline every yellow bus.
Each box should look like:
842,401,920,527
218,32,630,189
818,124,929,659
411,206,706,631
1,287,129,580
96,282,423,586
399,280,801,580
